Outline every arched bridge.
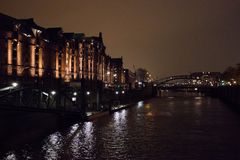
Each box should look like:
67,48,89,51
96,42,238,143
154,72,221,90
156,75,194,85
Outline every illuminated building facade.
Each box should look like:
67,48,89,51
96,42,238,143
111,57,125,85
124,69,136,90
0,13,131,89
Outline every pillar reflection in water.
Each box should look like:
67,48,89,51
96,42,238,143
194,96,203,106
194,96,203,121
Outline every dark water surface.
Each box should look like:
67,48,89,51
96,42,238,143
1,91,240,159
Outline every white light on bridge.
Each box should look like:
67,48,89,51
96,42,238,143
194,88,198,91
122,90,125,94
115,91,119,95
73,92,77,96
42,92,49,96
51,90,56,95
86,91,90,95
72,97,77,101
11,82,18,87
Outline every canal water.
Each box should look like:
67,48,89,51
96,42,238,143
1,91,240,159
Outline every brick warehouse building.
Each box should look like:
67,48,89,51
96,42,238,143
0,13,139,113
0,13,134,90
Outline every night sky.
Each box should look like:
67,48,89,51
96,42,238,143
1,0,240,78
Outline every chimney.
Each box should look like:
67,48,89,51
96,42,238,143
99,32,102,38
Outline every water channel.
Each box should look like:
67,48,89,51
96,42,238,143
1,91,240,159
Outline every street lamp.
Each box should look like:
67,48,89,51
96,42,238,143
72,97,77,101
11,82,18,87
51,90,56,95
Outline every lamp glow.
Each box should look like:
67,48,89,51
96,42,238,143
12,82,18,87
51,90,56,95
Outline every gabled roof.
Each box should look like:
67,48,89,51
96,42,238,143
0,13,17,31
0,13,45,38
44,27,63,43
18,18,44,31
63,32,75,40
111,57,123,66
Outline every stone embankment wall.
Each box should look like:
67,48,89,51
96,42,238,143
212,86,240,108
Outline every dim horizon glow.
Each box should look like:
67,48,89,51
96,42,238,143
1,0,240,79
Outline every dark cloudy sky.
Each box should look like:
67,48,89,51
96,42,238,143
1,0,240,78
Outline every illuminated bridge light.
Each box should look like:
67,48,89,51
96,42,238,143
72,97,77,102
51,90,56,95
11,82,18,87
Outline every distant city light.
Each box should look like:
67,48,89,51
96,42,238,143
194,88,198,91
107,71,110,75
122,90,125,94
86,91,90,95
73,92,77,96
115,91,119,95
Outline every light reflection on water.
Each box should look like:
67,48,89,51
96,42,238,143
4,152,17,160
193,96,203,118
67,123,79,137
145,104,151,109
137,101,144,108
114,109,127,125
103,109,128,159
2,92,240,159
42,132,64,160
3,149,32,160
69,122,95,159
